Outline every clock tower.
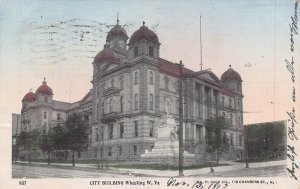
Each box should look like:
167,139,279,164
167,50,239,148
106,19,128,58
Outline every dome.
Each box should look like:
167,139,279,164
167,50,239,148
106,24,128,41
22,90,36,103
221,66,242,82
128,22,159,45
36,79,53,95
94,47,118,63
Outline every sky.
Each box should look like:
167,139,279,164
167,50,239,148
0,0,299,126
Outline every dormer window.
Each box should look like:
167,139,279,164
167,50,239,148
149,46,153,56
134,46,138,57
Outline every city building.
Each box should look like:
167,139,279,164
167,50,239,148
13,20,244,163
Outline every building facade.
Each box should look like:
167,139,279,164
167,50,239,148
14,20,244,163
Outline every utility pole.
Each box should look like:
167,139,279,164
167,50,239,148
177,60,184,177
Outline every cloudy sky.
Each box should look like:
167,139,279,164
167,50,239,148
0,0,299,126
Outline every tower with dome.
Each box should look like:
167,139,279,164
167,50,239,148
14,20,244,163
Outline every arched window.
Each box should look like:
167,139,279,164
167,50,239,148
120,76,124,88
149,71,154,84
149,94,154,110
164,76,169,90
134,46,138,57
57,113,61,121
134,94,139,110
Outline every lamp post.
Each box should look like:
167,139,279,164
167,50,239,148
176,60,184,177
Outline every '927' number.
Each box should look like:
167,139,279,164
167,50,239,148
19,181,26,185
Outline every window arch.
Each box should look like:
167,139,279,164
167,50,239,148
149,94,154,110
149,71,154,84
134,94,139,110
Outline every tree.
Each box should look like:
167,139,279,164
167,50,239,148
205,116,231,164
18,129,41,163
64,114,88,167
39,128,56,165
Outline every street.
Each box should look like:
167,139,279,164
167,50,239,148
12,164,132,178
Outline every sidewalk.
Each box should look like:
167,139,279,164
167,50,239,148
15,159,286,177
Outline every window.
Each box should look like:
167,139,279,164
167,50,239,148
134,121,138,137
84,115,89,123
238,116,241,127
230,133,234,145
109,99,113,113
164,76,169,90
94,149,97,158
43,112,47,119
149,71,154,84
119,122,124,138
134,71,139,85
96,128,99,141
109,123,113,139
118,146,122,156
120,96,124,112
149,120,154,137
149,94,154,110
134,46,138,57
77,152,81,158
149,46,153,56
101,126,104,140
108,147,112,156
44,96,48,103
222,96,225,106
120,76,124,88
57,113,61,121
134,94,139,111
110,79,115,87
229,99,232,108
239,134,242,146
133,146,137,155
230,114,233,125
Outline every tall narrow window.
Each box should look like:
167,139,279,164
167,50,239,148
133,145,137,155
149,94,154,111
134,46,138,57
110,79,115,87
134,94,139,111
149,46,153,56
109,99,113,113
108,147,112,156
229,99,232,108
43,112,47,119
96,128,99,141
120,76,124,88
120,96,124,112
134,71,138,85
230,114,233,125
109,123,113,139
164,76,169,90
57,113,61,121
230,133,234,145
100,126,104,140
149,120,154,137
118,146,122,156
239,134,242,146
134,121,138,137
149,71,154,84
222,96,225,106
119,122,124,138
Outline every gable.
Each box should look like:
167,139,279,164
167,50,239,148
197,71,221,84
